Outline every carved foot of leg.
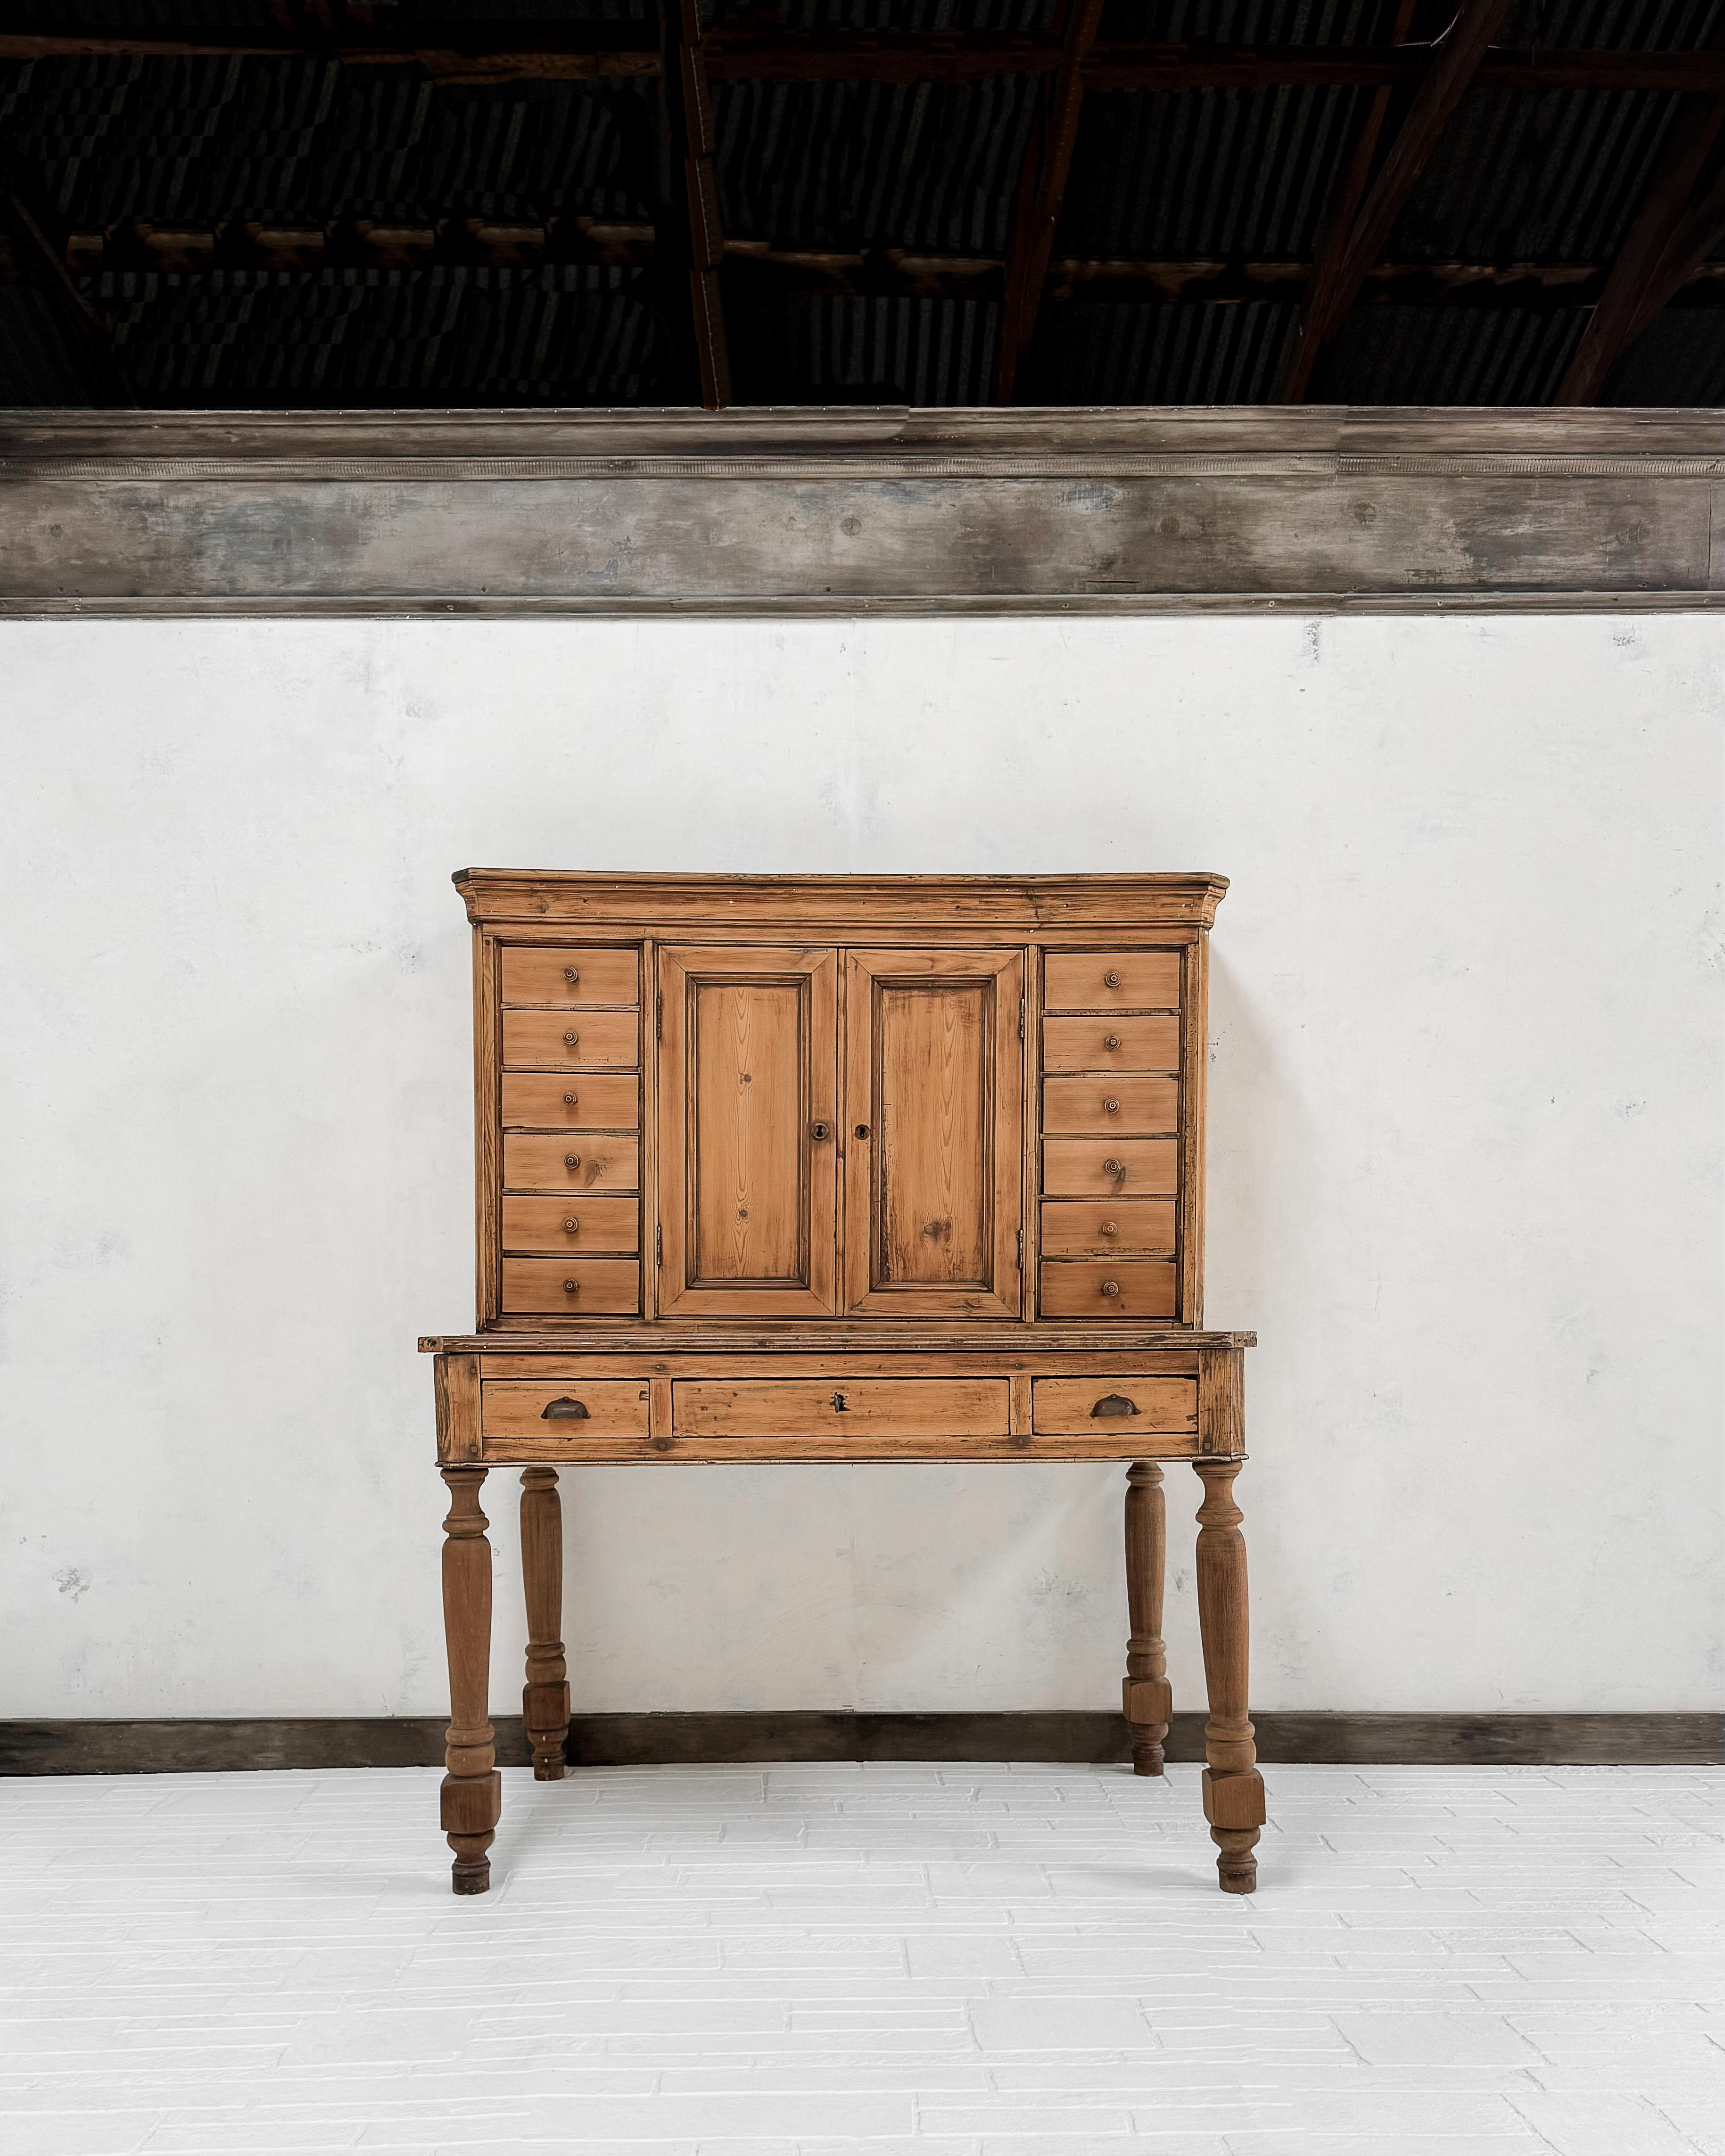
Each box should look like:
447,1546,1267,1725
441,1767,501,1894
1203,1766,1265,1894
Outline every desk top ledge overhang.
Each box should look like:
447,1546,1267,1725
3,404,1721,616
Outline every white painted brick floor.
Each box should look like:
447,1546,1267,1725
3,1761,1723,2155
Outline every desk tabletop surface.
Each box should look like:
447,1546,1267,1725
420,1325,1257,1354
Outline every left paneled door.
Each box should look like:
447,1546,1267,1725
658,945,840,1316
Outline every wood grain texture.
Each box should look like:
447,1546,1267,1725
6,1712,1717,1774
502,1136,639,1193
1043,1138,1178,1196
433,1352,481,1464
844,948,1023,1318
1043,950,1180,1010
1123,1461,1172,1773
671,1378,1010,1439
501,1074,640,1128
1031,1375,1196,1433
482,1379,652,1440
1042,1077,1178,1135
7,409,1721,616
1042,1016,1181,1074
501,1010,639,1069
658,945,838,1317
500,1196,640,1254
499,947,642,1006
1038,1259,1178,1318
499,1258,642,1315
518,1466,570,1780
1040,1198,1177,1258
439,1467,500,1894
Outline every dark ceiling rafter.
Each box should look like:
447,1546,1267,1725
992,0,1104,407
1556,91,1725,404
1275,0,1514,406
0,157,134,404
1275,0,1417,404
4,28,1724,94
661,0,731,411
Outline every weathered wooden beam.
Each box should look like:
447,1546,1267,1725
660,0,731,410
7,27,1724,93
992,0,1105,406
1555,91,1725,405
1277,0,1513,403
1274,0,1416,403
0,165,134,404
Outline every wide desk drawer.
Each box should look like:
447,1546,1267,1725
484,1379,651,1440
672,1379,1008,1439
1032,1376,1196,1434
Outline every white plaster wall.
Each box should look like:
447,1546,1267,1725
1,614,1719,1719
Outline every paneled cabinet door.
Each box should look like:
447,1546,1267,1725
843,948,1024,1317
658,946,840,1316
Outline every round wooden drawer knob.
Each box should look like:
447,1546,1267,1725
564,1153,581,1169
562,1218,580,1234
1104,1034,1121,1050
1100,1220,1119,1236
563,967,580,984
1104,1097,1120,1114
563,1029,579,1045
1103,1158,1124,1175
1101,1279,1121,1298
563,1091,578,1105
562,1278,580,1294
1104,969,1121,987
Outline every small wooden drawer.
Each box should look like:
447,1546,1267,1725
1044,1138,1177,1196
1032,1376,1197,1434
1039,1260,1178,1317
501,1196,640,1254
503,1135,640,1193
1040,1198,1177,1257
502,1010,639,1069
500,947,640,1006
1043,1077,1178,1136
1042,1014,1180,1073
501,1074,640,1129
482,1378,650,1440
500,1257,641,1314
672,1378,1008,1439
1044,951,1180,1011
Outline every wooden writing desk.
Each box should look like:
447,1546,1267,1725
421,873,1263,1895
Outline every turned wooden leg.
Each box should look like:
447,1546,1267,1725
520,1466,570,1782
1123,1462,1172,1775
1194,1459,1265,1894
440,1466,501,1895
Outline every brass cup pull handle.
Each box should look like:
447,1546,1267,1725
562,967,580,985
1104,969,1121,988
1100,1279,1121,1298
810,1119,832,1140
1103,1158,1124,1175
541,1396,589,1420
1090,1392,1139,1418
562,1029,579,1045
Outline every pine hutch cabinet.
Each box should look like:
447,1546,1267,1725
421,872,1262,1895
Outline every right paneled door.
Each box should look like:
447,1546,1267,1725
843,948,1024,1318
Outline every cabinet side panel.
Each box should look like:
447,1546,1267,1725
1181,933,1209,1327
474,934,501,1329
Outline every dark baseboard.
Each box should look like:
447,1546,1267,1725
0,1710,1717,1776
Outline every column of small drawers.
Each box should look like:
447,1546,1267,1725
1038,949,1182,1320
496,946,643,1317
